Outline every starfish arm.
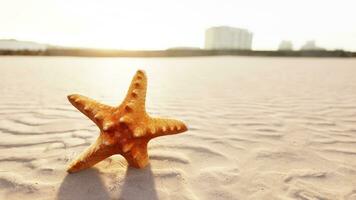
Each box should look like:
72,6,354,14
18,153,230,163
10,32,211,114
67,135,116,173
146,117,188,138
122,140,149,168
67,94,115,130
121,70,147,113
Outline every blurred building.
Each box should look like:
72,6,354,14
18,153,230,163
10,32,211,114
205,26,253,50
278,40,293,51
301,40,325,51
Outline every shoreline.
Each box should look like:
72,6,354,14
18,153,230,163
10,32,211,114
1,49,355,58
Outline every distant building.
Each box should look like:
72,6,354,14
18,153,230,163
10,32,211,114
301,40,325,51
205,26,253,50
278,40,293,51
0,39,47,51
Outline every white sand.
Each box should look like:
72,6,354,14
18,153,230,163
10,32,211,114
0,56,356,199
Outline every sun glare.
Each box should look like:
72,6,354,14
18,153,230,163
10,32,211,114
0,0,355,50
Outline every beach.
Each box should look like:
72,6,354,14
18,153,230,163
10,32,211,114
0,56,356,199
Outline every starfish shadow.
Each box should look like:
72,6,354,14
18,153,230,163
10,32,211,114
57,168,110,200
118,165,159,200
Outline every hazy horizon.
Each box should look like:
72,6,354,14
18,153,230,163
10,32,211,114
1,0,355,51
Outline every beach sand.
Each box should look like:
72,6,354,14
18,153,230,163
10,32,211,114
0,56,356,199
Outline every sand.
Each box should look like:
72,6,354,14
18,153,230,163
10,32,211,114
0,56,356,200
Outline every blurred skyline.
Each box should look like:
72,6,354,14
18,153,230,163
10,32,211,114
0,0,355,51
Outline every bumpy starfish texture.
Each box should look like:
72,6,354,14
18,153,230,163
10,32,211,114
66,70,188,173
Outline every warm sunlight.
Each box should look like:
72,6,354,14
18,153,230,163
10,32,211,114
0,0,355,50
1,1,356,199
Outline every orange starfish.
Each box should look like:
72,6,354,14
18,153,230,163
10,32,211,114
66,70,188,173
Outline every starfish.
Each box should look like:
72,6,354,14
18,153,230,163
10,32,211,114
66,70,188,173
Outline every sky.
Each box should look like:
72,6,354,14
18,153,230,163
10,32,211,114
0,0,355,50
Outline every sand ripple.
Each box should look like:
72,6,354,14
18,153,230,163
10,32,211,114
0,57,356,199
